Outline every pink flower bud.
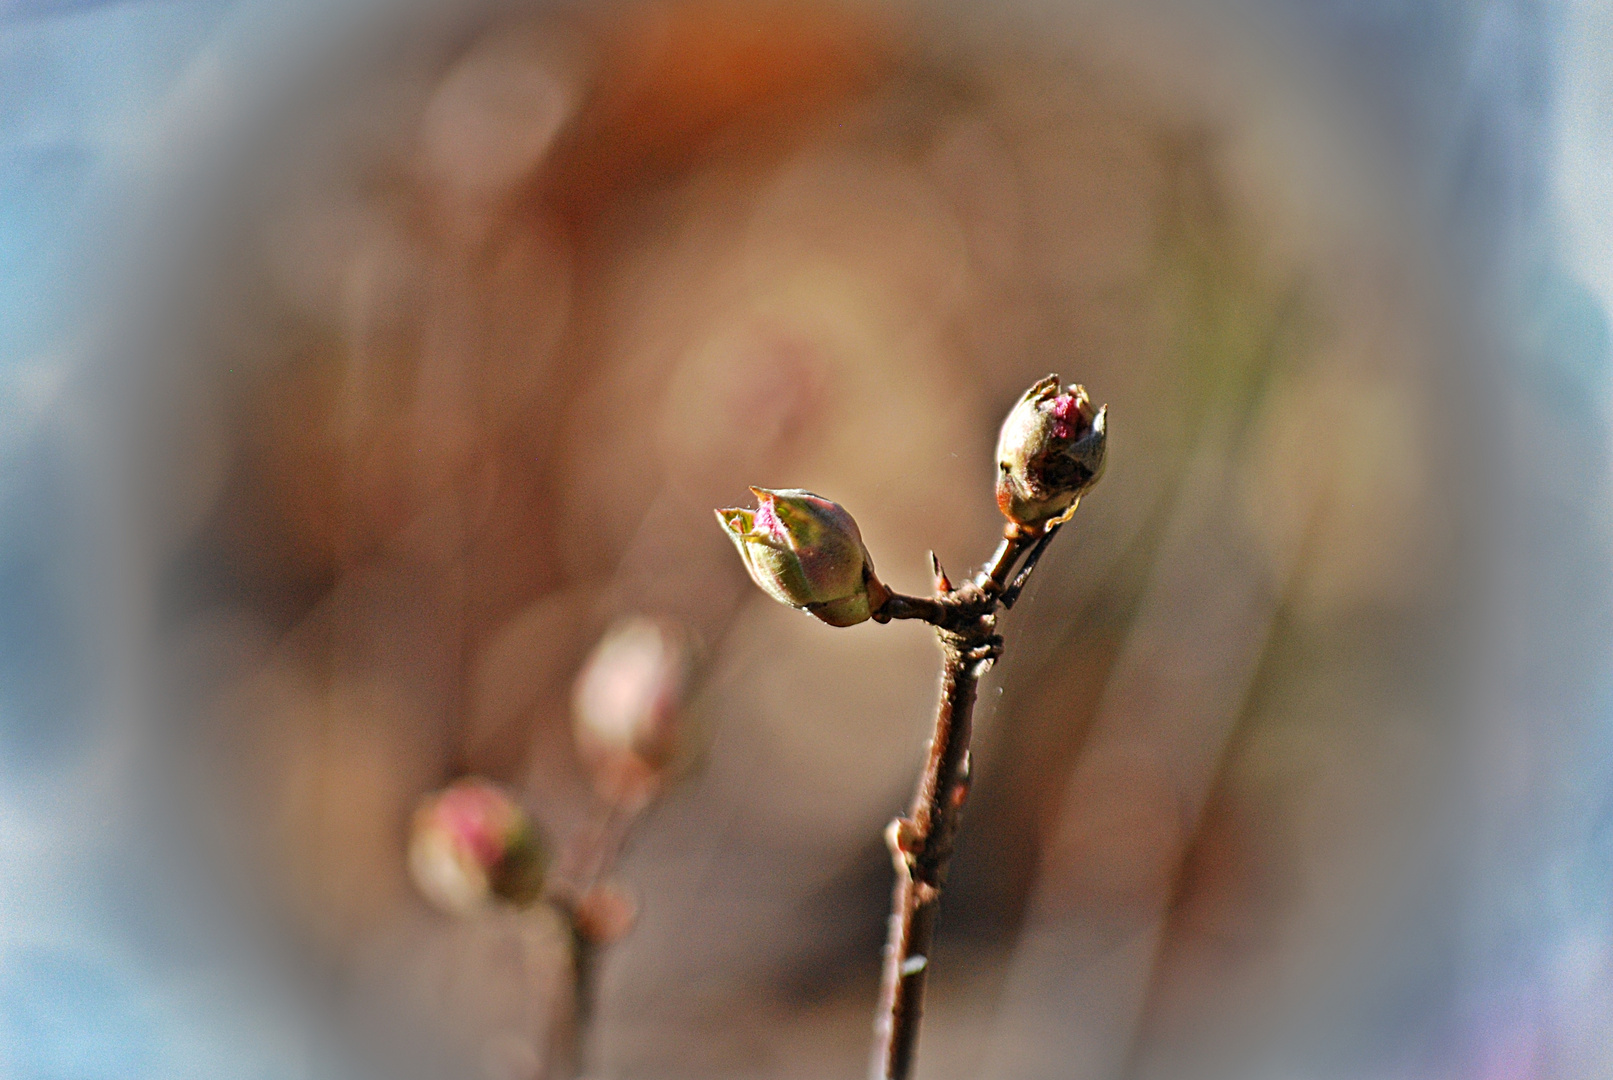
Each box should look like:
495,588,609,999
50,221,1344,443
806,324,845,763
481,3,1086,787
572,617,698,790
995,375,1108,529
716,488,889,626
408,778,546,915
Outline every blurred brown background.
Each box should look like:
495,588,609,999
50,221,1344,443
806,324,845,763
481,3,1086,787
140,1,1465,1076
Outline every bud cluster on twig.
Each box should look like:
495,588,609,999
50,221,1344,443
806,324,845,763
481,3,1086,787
405,614,703,1077
716,374,1108,1080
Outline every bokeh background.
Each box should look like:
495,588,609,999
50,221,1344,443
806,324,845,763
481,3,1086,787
2,1,1612,1078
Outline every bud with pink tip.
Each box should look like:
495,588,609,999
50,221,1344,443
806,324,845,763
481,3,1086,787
716,488,889,626
995,375,1108,530
408,778,546,915
572,617,699,804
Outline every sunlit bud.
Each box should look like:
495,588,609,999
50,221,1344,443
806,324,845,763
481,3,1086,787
572,617,698,798
408,778,546,915
715,488,889,626
995,375,1108,529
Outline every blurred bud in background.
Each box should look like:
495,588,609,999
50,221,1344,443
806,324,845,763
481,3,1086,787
409,778,547,915
572,616,700,806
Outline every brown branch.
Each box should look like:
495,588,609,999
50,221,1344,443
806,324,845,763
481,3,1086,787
873,592,952,625
719,379,1102,1079
978,532,1028,591
544,913,599,1080
871,634,988,1080
869,529,1046,1080
873,530,1037,628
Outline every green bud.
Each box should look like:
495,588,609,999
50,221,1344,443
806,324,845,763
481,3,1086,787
716,488,888,626
995,375,1107,529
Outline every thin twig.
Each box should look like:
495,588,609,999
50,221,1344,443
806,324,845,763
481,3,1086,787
875,532,1037,628
548,916,598,1080
998,521,1063,610
978,532,1032,592
872,636,986,1080
874,592,953,625
869,529,1054,1080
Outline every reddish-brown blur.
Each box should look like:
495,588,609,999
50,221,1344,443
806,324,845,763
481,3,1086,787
152,3,1459,1078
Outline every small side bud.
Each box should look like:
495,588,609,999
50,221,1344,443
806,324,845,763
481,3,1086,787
408,778,546,915
995,375,1108,530
572,617,699,805
715,487,889,626
571,881,638,945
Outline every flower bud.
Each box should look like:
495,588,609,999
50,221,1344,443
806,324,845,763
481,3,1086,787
995,375,1108,529
716,488,888,626
572,617,699,805
408,778,546,915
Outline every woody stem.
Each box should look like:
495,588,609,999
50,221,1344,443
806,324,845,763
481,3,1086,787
869,528,1042,1080
872,628,992,1080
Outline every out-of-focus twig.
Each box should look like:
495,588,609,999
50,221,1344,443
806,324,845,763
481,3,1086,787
544,800,641,1079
